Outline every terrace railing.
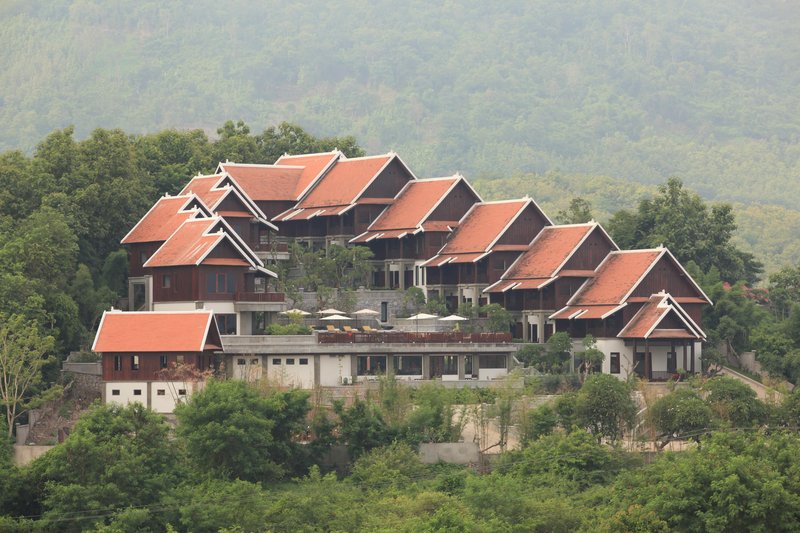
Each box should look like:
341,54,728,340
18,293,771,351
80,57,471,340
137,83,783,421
317,331,512,344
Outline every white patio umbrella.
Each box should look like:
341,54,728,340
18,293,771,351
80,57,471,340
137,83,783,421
353,308,380,328
280,309,311,315
322,314,351,321
318,308,345,315
438,314,467,321
406,312,439,333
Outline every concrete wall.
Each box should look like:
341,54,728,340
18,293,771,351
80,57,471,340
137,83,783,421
13,445,54,466
319,354,351,386
105,381,201,412
419,442,480,464
266,355,315,388
231,355,264,381
293,288,405,320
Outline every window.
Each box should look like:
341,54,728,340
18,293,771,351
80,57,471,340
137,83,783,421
237,358,246,365
114,355,122,371
206,272,236,294
176,355,185,364
111,389,120,396
478,354,507,369
131,355,139,371
667,351,677,373
178,389,187,396
160,355,168,369
381,302,388,322
254,277,266,293
250,358,259,365
286,358,295,365
157,389,166,396
610,352,620,374
216,314,237,335
133,389,142,396
139,251,148,264
299,358,309,365
272,358,281,365
162,274,171,289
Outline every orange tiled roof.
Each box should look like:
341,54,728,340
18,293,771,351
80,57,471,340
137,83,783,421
550,304,624,320
618,293,705,339
350,177,461,243
179,175,227,208
92,310,219,353
422,252,488,267
275,152,341,198
220,164,304,202
439,200,530,255
504,224,596,280
121,195,208,245
276,155,393,219
143,218,253,268
567,250,664,305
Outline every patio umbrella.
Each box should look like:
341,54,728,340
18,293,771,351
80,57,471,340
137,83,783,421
406,312,439,333
438,314,467,321
318,308,345,315
280,309,311,315
353,308,380,328
322,314,351,320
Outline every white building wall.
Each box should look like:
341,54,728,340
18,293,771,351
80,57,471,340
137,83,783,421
319,354,351,386
153,302,198,312
594,338,703,380
105,382,147,407
149,381,202,413
267,355,316,388
231,355,264,381
478,368,508,380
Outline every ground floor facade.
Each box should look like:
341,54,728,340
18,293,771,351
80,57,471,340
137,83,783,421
592,338,702,381
104,380,205,413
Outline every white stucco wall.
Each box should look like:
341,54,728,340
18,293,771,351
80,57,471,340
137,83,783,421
267,355,315,388
319,354,350,386
153,302,199,311
105,382,148,407
231,355,264,381
478,368,508,380
150,381,198,413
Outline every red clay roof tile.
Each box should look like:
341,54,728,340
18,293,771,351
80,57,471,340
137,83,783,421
143,218,252,268
502,224,595,281
121,195,207,245
275,152,340,198
92,311,217,353
569,250,663,305
294,155,391,209
439,200,529,255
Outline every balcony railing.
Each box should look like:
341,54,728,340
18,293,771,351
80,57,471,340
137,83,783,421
318,331,512,344
234,291,285,302
251,242,289,253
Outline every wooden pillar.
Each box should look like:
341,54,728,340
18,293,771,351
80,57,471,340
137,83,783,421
683,342,688,371
632,339,638,376
670,340,675,372
690,342,696,373
645,339,651,380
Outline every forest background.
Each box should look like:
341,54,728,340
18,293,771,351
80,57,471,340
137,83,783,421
1,0,799,273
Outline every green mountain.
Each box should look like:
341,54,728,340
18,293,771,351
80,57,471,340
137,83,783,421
1,0,798,271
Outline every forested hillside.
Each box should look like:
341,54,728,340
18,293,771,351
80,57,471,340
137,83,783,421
1,0,798,271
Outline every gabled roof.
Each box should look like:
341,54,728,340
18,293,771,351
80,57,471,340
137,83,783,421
350,175,477,243
121,194,211,245
92,310,222,353
484,223,617,293
180,173,275,229
274,153,415,221
142,217,274,277
218,151,340,202
422,198,545,267
617,292,706,340
549,247,711,320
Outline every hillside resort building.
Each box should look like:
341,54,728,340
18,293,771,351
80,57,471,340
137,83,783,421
92,150,711,412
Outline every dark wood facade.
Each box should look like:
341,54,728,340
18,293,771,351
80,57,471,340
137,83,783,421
102,352,215,381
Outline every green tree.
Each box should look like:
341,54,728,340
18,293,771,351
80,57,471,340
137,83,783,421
648,388,713,448
349,442,426,490
575,334,605,382
0,315,58,437
703,376,767,428
768,265,800,320
29,403,181,532
334,398,394,459
576,374,636,443
175,379,309,482
481,303,514,333
555,197,594,224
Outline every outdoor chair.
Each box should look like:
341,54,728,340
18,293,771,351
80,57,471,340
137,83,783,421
343,326,354,333
326,324,340,333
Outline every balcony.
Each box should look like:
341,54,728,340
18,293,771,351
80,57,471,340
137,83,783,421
235,291,285,302
251,242,289,253
318,331,512,344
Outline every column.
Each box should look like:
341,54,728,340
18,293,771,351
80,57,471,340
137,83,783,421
349,354,358,381
386,354,394,375
421,354,430,379
645,340,651,380
691,342,696,373
521,314,530,342
537,314,546,343
458,354,466,380
314,355,321,387
683,342,688,371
